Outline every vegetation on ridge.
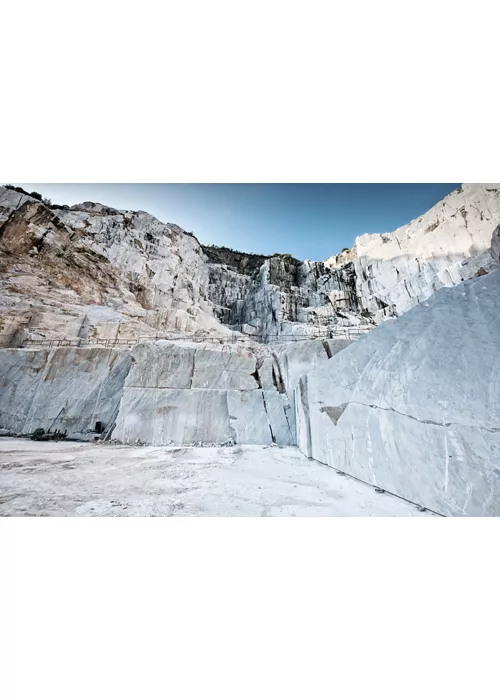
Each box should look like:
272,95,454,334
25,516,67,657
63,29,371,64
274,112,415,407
203,243,268,258
4,184,53,207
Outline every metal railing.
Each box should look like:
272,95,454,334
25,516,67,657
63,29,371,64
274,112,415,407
22,338,138,349
15,326,372,349
260,328,372,343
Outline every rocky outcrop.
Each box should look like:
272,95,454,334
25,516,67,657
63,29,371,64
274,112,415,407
203,185,500,341
0,187,232,347
296,271,500,516
2,183,499,346
326,183,500,319
208,255,372,342
201,245,268,275
223,184,500,340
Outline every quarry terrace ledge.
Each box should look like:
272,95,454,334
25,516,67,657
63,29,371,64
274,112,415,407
3,327,372,349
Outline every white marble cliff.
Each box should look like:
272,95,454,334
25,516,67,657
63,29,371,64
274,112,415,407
325,183,500,318
2,183,499,346
0,187,232,347
206,184,500,339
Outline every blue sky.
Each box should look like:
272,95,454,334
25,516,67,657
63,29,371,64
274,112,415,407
9,183,460,260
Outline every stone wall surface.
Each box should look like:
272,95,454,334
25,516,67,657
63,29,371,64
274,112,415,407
111,340,329,446
296,271,500,516
113,387,234,445
0,338,343,446
0,347,131,438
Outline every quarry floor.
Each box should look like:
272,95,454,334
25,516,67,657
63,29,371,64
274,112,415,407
0,439,434,517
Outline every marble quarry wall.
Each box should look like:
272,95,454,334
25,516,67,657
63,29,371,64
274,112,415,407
203,185,500,342
326,183,500,318
205,254,371,341
2,185,500,514
0,188,231,347
0,338,349,447
296,271,500,516
1,184,499,347
112,339,350,446
0,347,132,439
112,342,295,446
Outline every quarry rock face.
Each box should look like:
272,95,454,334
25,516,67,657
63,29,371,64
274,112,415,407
0,187,230,347
296,271,500,516
206,254,372,342
0,347,132,439
2,184,499,346
111,340,335,446
204,185,500,341
325,183,500,318
0,338,346,447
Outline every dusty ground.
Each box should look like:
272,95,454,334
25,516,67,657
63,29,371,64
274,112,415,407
0,438,434,516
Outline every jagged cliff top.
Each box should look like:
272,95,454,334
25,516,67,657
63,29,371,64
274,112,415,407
1,183,499,348
326,183,500,267
6,182,498,267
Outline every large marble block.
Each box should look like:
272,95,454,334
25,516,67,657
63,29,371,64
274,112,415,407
227,391,274,445
126,341,195,388
113,388,233,445
192,346,258,389
296,271,500,516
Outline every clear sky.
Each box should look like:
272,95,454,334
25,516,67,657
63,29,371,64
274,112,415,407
8,183,460,260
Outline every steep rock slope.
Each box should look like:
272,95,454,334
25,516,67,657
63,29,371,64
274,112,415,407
326,183,500,317
205,253,370,340
296,271,500,516
1,183,499,346
204,185,500,341
0,187,230,346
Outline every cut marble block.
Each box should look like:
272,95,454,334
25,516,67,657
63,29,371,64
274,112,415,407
296,271,500,516
113,388,232,445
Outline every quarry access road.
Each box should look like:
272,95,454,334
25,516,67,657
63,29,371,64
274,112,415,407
0,439,434,517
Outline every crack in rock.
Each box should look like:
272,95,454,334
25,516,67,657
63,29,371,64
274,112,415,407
339,400,500,433
261,390,276,444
